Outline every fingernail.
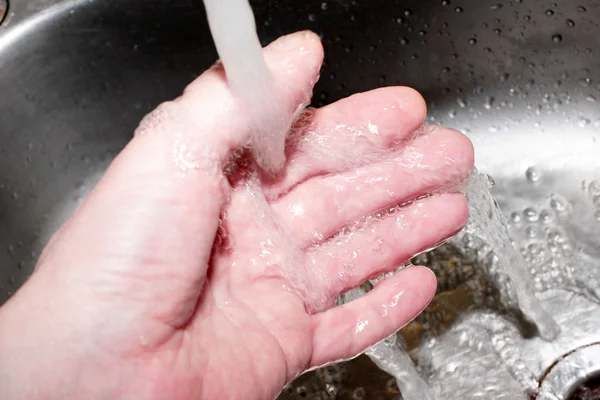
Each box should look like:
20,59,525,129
268,30,320,53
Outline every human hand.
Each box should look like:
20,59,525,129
0,31,473,400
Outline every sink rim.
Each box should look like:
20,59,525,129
537,342,600,399
0,0,7,27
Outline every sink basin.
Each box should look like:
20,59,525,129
1,0,600,399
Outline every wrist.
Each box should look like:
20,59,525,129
0,292,44,400
0,282,115,400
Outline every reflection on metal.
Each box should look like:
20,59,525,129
0,1,7,26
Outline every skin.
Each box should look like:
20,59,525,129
0,31,474,400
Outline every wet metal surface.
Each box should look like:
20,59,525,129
2,0,600,399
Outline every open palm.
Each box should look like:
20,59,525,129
0,32,473,400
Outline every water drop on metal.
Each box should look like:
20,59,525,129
526,166,541,182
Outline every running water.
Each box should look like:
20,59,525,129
462,168,560,341
337,168,561,399
343,287,434,400
202,0,294,173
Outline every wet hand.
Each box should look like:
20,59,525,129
0,31,474,400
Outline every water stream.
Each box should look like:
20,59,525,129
343,287,434,400
463,169,561,341
202,0,292,173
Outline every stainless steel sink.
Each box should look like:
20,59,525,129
2,1,600,399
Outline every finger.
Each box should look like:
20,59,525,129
307,193,467,303
264,86,428,197
42,32,324,327
274,126,474,245
310,266,436,368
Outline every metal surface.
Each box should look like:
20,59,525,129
1,0,600,399
538,343,600,400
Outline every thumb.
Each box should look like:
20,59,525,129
36,31,324,324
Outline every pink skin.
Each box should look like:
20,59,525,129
0,31,474,400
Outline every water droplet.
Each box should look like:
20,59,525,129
524,208,538,222
525,225,538,238
589,181,600,196
373,238,389,254
511,212,522,224
577,6,587,12
550,195,567,212
578,117,591,127
296,386,308,396
321,2,328,10
468,37,477,45
545,9,554,16
539,210,552,224
457,97,467,108
548,230,565,243
484,96,495,110
528,243,542,255
552,34,563,43
567,19,575,28
455,6,463,12
490,4,503,10
526,166,541,182
308,14,316,22
325,383,337,396
562,244,574,256
441,0,450,6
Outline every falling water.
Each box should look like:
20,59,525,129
202,0,293,173
462,168,560,341
337,168,562,399
343,287,434,400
